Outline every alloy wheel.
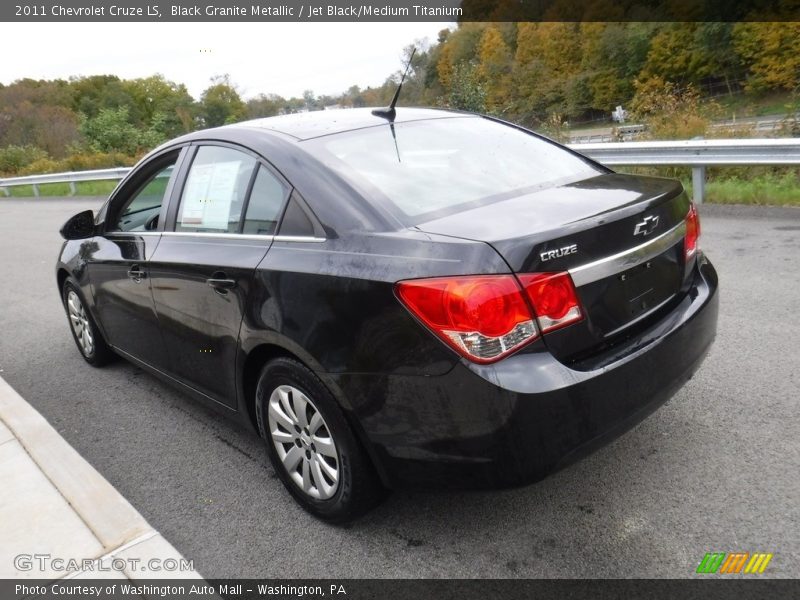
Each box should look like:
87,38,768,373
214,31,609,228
267,384,340,500
67,290,94,357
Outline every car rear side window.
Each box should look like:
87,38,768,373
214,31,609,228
304,117,602,225
277,193,316,237
242,165,289,235
175,146,256,233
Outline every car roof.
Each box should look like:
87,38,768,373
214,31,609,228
230,107,471,141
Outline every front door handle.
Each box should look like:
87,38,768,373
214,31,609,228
127,265,146,283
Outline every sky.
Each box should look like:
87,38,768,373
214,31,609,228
2,22,451,100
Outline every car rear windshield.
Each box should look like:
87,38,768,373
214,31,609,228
303,116,603,225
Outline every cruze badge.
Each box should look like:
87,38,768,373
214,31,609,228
540,244,577,262
633,215,660,236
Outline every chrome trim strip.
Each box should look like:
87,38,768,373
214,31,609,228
104,230,327,243
105,231,161,236
157,231,326,243
161,231,274,241
569,220,686,287
273,235,326,243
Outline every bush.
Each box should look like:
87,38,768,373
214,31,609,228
446,62,487,113
630,77,718,140
61,152,136,171
17,158,62,175
79,106,167,155
16,151,137,176
0,145,49,175
540,112,571,144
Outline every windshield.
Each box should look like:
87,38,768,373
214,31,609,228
303,116,603,225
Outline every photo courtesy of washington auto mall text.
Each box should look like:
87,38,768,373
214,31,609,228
14,583,349,598
1,0,799,599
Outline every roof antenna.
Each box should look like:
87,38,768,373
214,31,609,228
372,47,416,122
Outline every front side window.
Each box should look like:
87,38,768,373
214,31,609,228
176,146,257,233
111,159,177,232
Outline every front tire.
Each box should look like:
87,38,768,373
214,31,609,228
255,357,385,522
62,279,115,367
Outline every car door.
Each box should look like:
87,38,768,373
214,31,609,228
87,148,186,368
148,143,290,407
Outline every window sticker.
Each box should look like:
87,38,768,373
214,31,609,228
180,160,241,229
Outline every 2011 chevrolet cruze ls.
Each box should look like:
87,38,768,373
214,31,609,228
56,108,718,521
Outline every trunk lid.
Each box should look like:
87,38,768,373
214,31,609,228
415,173,694,363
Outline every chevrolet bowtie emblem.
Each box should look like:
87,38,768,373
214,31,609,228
633,215,660,236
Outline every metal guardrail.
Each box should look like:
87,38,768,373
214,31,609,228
569,114,794,143
568,138,800,203
0,167,131,197
1,138,799,203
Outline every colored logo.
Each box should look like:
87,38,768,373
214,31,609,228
696,552,773,574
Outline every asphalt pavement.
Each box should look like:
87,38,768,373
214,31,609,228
0,197,797,578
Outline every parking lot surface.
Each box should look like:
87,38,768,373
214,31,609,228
0,198,797,578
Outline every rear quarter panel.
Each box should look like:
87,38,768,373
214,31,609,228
238,229,511,397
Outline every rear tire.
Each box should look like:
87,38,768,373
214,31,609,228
255,357,385,522
62,279,115,367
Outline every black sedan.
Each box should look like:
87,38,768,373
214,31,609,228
56,108,718,521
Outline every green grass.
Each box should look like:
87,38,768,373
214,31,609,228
683,172,800,206
614,166,800,206
712,91,796,119
4,180,119,198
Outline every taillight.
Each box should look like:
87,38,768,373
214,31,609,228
395,271,583,363
684,203,701,261
518,272,584,333
395,275,538,363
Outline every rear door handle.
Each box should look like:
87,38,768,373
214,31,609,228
127,265,146,283
206,277,237,291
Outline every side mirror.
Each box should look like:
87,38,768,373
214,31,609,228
59,210,96,240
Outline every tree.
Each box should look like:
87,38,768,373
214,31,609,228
80,106,165,154
394,42,431,107
693,23,743,96
477,26,512,111
342,85,366,108
512,22,582,121
448,63,486,113
437,42,456,90
302,90,317,111
199,75,246,127
581,22,654,115
733,22,800,92
0,78,74,109
436,23,487,98
0,101,79,157
641,24,699,83
122,75,196,136
70,75,134,119
247,93,285,118
0,80,80,156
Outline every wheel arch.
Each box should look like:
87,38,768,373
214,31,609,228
240,343,299,432
238,341,391,487
56,268,70,298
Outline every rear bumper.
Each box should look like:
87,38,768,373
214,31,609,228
332,254,719,490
